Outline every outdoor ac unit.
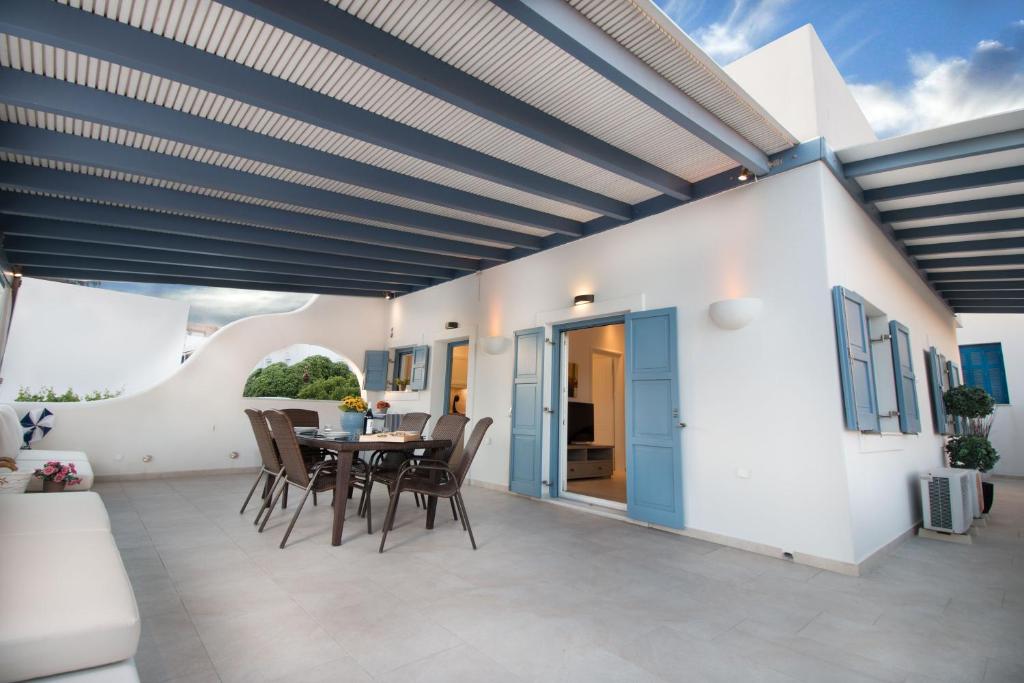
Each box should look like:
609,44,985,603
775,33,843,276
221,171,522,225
962,469,982,519
920,468,971,534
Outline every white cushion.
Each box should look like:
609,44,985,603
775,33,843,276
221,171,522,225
0,530,140,683
34,658,139,682
0,405,22,460
16,450,94,492
0,491,110,536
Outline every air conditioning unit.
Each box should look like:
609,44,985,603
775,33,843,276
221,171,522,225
920,468,972,534
962,469,982,519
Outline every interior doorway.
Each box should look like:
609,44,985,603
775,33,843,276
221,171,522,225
444,340,469,415
562,322,626,507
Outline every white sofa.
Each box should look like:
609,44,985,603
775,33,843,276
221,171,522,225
0,405,94,491
0,492,140,682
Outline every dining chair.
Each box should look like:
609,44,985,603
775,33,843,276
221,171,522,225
358,412,430,519
379,417,493,552
367,413,468,534
240,409,285,519
260,410,345,549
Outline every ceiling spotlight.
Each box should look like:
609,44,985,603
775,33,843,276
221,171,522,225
574,294,595,306
384,292,395,300
737,167,751,182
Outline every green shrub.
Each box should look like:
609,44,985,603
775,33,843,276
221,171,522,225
243,355,361,400
944,385,994,419
945,435,999,472
15,386,80,402
295,375,361,401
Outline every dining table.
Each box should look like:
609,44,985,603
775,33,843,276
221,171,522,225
296,435,453,546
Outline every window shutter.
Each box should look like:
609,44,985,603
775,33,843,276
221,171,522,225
947,361,964,435
888,321,921,434
410,345,429,391
926,347,949,435
960,343,1010,404
832,286,880,432
363,350,389,391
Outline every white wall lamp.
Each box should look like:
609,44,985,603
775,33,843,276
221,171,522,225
574,293,595,306
482,335,509,355
709,297,763,330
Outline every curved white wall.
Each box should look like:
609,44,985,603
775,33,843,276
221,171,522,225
14,294,387,476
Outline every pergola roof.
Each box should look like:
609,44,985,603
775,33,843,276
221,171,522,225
0,0,796,297
838,109,1024,315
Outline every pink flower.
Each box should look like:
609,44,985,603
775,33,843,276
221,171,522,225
68,463,77,474
42,465,55,476
54,472,65,482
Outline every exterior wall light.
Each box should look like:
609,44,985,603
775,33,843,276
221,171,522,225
384,292,395,300
709,297,763,330
482,335,509,355
574,294,595,306
737,167,751,182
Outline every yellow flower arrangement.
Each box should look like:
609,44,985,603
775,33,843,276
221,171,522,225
338,396,368,413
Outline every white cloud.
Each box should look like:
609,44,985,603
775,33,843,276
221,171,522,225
100,282,312,326
850,23,1024,138
690,0,791,63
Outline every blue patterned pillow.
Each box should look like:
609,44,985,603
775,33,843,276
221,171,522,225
20,408,55,448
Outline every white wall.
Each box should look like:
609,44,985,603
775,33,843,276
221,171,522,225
957,314,1024,477
386,163,866,565
820,170,958,563
11,294,388,476
1,278,189,400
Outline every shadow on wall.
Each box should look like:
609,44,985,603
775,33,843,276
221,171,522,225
9,295,389,477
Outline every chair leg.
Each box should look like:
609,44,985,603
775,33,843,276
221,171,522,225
254,471,284,526
378,488,402,553
239,468,266,514
282,483,289,510
454,492,476,550
365,484,373,534
360,476,373,517
258,478,289,533
313,491,318,507
279,481,315,549
450,497,460,523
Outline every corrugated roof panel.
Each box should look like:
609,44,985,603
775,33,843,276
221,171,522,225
0,33,601,222
57,0,659,202
0,104,551,237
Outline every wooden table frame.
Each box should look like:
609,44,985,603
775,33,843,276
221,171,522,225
296,436,452,546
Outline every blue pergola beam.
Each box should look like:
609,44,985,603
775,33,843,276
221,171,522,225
881,195,1024,223
844,129,1024,178
494,0,773,175
933,281,1024,291
863,166,1024,202
917,254,1024,269
0,164,481,271
0,124,536,253
0,215,456,280
0,69,583,237
0,0,631,221
907,236,1024,256
949,298,1024,307
952,306,1024,313
0,193,450,283
222,0,691,201
2,237,423,289
896,217,1023,240
18,265,395,298
941,290,1024,299
6,249,410,293
928,269,1024,282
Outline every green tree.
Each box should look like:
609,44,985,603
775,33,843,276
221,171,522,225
296,375,361,401
242,354,361,399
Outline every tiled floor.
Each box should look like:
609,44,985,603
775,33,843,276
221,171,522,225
101,474,1024,682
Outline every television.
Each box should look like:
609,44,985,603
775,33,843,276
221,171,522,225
567,401,595,444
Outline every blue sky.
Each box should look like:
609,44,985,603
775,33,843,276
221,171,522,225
654,0,1024,137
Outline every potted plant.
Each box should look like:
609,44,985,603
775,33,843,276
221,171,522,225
394,378,410,392
374,400,390,418
32,460,82,493
943,385,999,512
338,396,368,436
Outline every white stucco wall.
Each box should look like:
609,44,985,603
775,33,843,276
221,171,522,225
1,278,189,401
13,294,388,476
956,314,1024,477
820,171,959,563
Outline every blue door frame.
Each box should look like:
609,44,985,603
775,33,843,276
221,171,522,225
442,339,469,415
548,314,626,498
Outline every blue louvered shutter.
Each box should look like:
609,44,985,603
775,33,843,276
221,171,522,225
947,361,964,435
927,347,949,434
888,321,921,434
409,345,429,391
832,287,880,432
363,350,389,391
960,343,1010,404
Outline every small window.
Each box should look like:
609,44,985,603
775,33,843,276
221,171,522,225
959,343,1010,404
392,347,414,386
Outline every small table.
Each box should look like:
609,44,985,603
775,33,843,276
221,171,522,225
296,436,452,546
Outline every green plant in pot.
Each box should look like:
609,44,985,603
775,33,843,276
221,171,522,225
943,385,999,513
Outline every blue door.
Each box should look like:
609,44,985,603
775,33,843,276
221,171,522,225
509,327,544,497
625,308,683,528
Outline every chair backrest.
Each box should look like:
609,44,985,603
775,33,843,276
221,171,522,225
430,414,469,462
263,410,311,486
280,408,319,428
451,418,492,485
397,412,431,435
244,409,281,472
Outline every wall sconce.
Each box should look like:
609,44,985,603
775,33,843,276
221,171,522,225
384,292,395,300
481,335,509,355
574,294,595,306
737,167,752,182
709,297,763,330
445,321,459,329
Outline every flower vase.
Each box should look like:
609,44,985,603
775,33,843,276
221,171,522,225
339,411,365,438
42,480,67,493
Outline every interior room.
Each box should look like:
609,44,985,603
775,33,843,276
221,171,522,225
446,341,469,415
564,323,626,505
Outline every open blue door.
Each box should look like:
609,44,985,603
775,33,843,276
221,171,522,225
625,308,683,528
509,327,544,497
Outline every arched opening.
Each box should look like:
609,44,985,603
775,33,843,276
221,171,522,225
241,344,362,401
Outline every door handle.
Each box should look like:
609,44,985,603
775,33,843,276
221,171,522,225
543,407,553,414
677,422,687,428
